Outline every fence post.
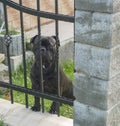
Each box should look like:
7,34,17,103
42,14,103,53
74,0,120,126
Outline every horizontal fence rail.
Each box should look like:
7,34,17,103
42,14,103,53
0,81,73,105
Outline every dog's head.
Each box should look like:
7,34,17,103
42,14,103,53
30,35,59,73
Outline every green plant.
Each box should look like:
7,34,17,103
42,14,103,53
0,87,9,99
62,60,74,82
25,37,33,51
0,115,9,126
0,119,4,126
0,29,20,35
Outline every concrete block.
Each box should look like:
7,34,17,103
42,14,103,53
107,102,120,126
74,101,107,126
110,45,120,78
75,43,120,80
110,12,120,47
75,11,111,48
0,63,8,81
10,51,34,71
75,11,120,48
26,51,34,61
10,55,22,71
112,29,120,48
74,73,108,110
75,0,120,13
59,38,74,64
0,53,5,63
74,101,120,126
112,12,120,31
108,74,120,109
0,63,8,72
74,73,120,110
75,43,110,80
0,34,23,56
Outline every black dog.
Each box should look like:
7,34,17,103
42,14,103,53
30,35,74,113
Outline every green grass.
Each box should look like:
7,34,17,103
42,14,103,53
0,120,4,126
61,61,74,82
4,60,74,118
0,115,9,126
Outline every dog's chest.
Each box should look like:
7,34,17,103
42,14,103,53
43,78,57,94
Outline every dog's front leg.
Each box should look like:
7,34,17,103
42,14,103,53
49,102,62,114
31,96,41,111
49,102,57,114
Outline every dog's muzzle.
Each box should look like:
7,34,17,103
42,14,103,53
41,47,46,54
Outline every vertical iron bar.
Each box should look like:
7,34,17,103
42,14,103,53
55,0,60,116
19,0,28,108
3,3,13,103
37,0,44,113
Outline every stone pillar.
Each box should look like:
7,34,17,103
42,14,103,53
74,0,120,126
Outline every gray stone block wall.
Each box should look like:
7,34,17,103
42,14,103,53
75,0,120,13
75,43,110,80
74,101,107,126
75,11,120,49
74,0,120,126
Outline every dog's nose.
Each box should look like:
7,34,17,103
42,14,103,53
41,47,46,53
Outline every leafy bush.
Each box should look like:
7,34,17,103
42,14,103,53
0,29,20,35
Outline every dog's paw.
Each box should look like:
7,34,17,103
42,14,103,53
49,109,57,114
49,102,58,114
49,102,62,114
31,106,40,111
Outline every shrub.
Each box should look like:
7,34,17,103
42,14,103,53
0,29,20,35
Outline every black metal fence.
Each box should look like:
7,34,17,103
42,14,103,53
0,0,74,116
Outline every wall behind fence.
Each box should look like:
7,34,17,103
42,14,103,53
74,0,120,126
0,3,4,22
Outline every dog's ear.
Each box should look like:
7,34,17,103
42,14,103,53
51,36,60,46
30,35,38,44
51,36,57,41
